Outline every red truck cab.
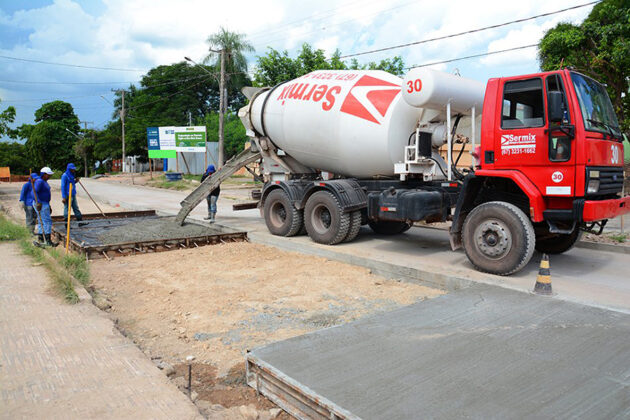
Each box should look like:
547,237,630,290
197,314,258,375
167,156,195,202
451,69,628,275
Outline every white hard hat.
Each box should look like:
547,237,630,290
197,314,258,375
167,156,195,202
40,167,54,175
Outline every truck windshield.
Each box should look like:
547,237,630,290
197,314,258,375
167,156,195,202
571,72,622,140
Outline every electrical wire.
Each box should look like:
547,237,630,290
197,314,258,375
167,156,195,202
0,54,146,71
340,1,598,58
407,44,538,69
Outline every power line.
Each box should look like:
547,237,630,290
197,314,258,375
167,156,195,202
407,44,538,69
0,79,135,85
341,1,598,58
0,54,146,72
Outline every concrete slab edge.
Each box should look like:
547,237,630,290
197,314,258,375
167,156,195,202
247,354,360,420
248,232,473,292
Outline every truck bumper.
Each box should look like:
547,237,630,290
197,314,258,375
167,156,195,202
582,196,630,222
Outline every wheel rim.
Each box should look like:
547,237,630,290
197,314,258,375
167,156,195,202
473,219,512,259
269,201,287,228
311,203,332,234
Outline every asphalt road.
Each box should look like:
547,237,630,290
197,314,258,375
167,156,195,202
50,178,630,314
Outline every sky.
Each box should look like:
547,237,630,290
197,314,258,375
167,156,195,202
0,0,595,140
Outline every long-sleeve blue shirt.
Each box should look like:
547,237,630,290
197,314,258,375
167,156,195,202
33,178,51,203
19,182,34,206
60,172,76,199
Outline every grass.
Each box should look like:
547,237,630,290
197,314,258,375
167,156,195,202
0,213,30,241
147,175,192,191
608,233,628,243
1,213,87,303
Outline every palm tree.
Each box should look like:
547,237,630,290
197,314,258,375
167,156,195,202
204,28,254,166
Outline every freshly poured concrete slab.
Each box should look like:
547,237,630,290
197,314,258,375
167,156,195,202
248,285,630,419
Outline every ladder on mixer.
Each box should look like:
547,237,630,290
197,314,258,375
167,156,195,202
175,148,261,225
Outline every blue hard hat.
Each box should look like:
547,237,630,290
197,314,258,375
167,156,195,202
207,165,216,173
67,163,76,171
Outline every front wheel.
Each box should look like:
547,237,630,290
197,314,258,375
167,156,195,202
462,201,535,276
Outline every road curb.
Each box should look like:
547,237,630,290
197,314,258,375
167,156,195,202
576,240,629,254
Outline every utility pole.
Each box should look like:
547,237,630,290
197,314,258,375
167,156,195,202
79,121,93,177
183,55,224,167
112,89,127,172
217,49,226,168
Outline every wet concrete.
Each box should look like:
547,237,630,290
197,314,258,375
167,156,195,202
54,216,231,246
249,284,630,419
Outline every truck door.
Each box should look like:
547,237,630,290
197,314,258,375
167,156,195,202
543,74,575,198
495,75,575,198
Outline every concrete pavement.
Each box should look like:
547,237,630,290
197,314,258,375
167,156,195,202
249,284,630,419
0,242,201,420
53,178,630,314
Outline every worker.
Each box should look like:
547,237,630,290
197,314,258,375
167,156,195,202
33,167,58,247
201,164,220,222
61,162,82,221
18,172,38,234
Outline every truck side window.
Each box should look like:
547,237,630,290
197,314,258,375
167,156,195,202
546,75,571,162
501,78,545,129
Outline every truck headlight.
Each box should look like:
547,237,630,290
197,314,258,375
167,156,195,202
587,179,600,194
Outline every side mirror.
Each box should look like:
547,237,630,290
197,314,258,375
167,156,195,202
548,91,564,123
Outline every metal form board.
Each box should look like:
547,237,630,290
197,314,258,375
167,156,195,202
247,285,630,419
52,211,247,260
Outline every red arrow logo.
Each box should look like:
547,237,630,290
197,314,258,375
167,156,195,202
340,75,401,124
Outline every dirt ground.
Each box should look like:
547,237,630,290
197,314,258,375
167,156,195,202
89,242,443,418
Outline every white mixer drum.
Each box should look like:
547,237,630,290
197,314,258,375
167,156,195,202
249,70,422,178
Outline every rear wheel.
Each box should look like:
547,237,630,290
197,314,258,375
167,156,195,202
368,220,412,235
263,189,303,237
462,201,535,276
343,211,362,243
304,191,350,245
535,229,581,254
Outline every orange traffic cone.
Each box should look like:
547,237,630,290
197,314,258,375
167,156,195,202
534,254,552,295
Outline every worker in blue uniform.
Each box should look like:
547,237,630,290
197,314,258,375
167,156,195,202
201,164,220,222
33,167,58,247
18,172,38,234
61,163,82,221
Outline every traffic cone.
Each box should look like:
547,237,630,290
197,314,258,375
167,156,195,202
534,254,552,295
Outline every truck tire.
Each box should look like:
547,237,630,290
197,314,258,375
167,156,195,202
535,229,582,254
304,191,350,245
368,220,412,235
462,201,535,276
343,211,362,243
263,189,303,237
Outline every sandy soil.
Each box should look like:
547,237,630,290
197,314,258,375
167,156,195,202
89,242,443,418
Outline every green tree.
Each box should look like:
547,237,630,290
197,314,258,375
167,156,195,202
0,142,29,174
254,43,405,85
203,111,248,160
110,62,221,159
0,101,17,139
205,27,255,110
538,0,630,136
20,101,80,170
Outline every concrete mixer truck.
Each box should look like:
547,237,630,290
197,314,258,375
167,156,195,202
238,68,628,275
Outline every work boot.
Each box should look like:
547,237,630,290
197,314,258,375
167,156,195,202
209,213,216,224
204,214,212,220
45,234,59,248
38,234,44,242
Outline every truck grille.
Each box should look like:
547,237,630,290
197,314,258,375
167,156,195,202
585,166,624,197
